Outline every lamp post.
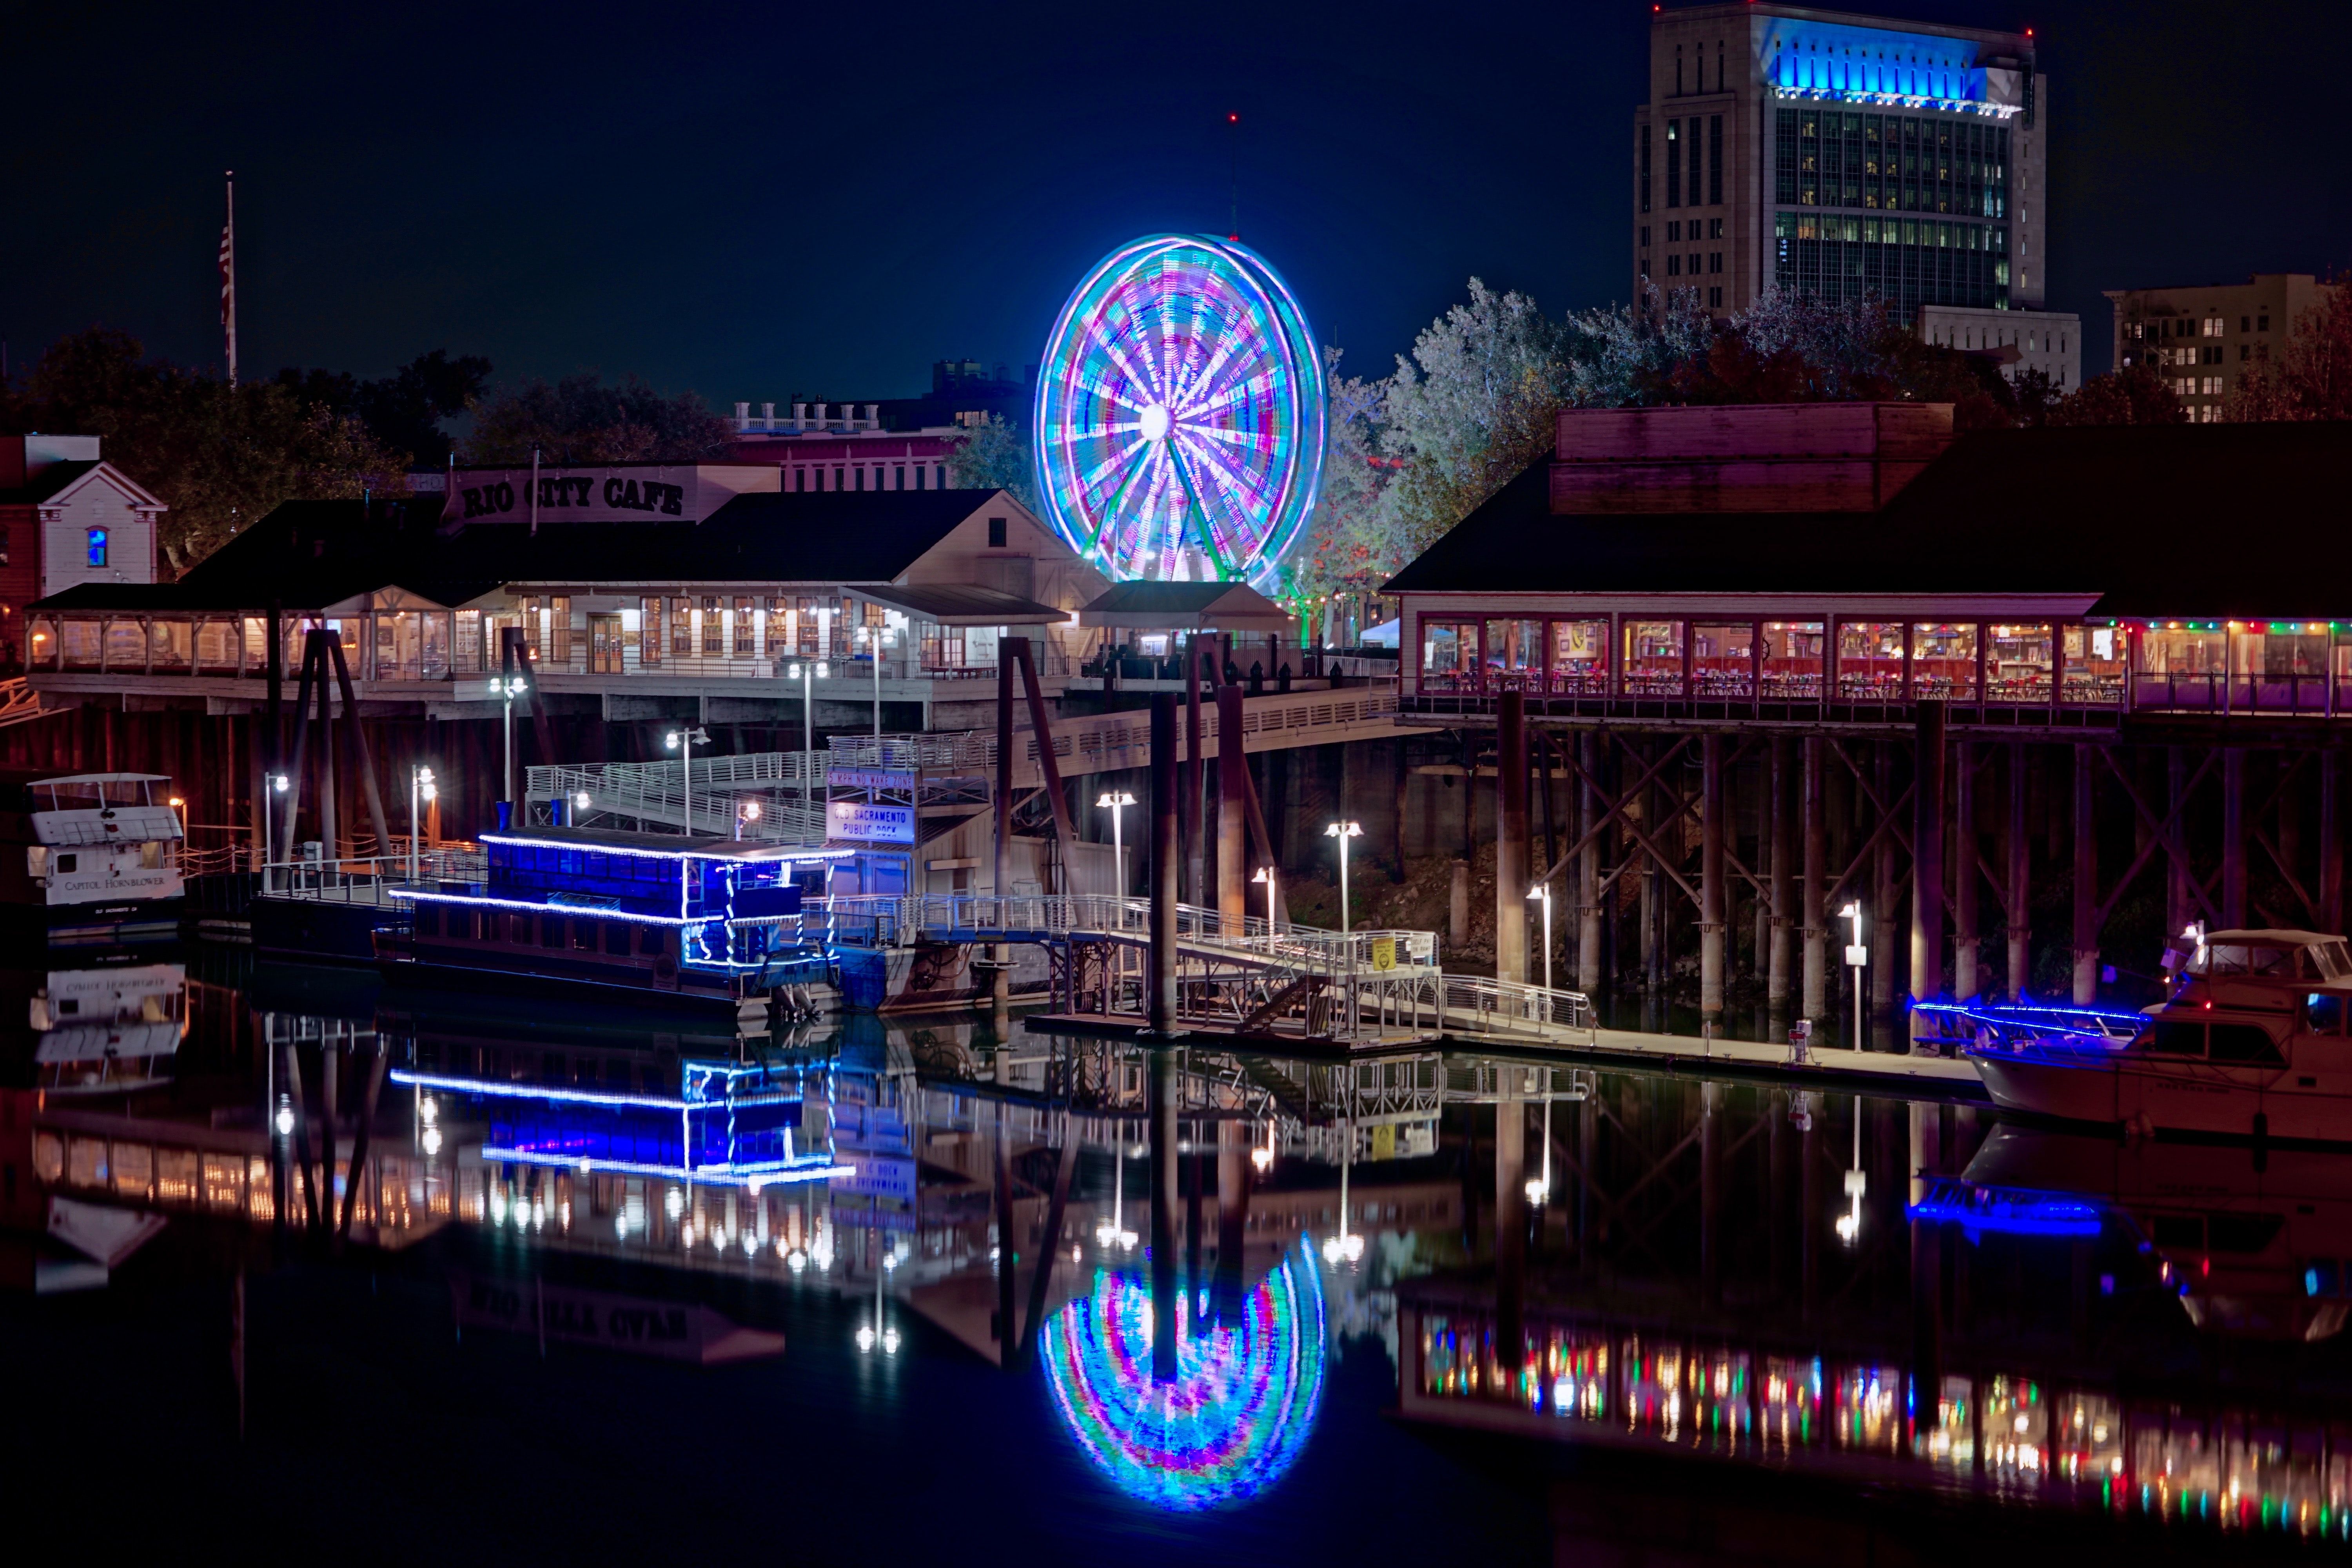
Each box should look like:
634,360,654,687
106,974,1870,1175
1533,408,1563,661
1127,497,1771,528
264,771,288,888
667,725,711,836
737,799,762,842
492,674,528,804
1325,820,1363,1038
1840,900,1867,1052
1526,881,1554,995
408,766,436,884
1096,789,1135,900
1251,863,1278,944
787,661,817,843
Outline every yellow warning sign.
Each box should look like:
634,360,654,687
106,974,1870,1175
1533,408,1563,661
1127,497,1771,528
1370,938,1397,972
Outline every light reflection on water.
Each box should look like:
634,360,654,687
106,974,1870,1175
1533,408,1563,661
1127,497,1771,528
16,954,2352,1550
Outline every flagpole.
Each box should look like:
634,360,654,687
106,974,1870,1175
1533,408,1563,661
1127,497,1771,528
221,171,238,387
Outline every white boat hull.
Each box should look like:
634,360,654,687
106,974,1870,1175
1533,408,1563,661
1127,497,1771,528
1972,1048,2352,1142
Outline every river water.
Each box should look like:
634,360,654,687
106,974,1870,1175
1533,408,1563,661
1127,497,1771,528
5,950,2345,1562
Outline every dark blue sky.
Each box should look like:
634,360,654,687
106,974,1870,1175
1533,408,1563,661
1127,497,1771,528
5,0,2341,403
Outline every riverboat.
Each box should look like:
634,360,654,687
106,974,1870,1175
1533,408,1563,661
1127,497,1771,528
1968,928,2352,1141
0,960,186,1095
379,824,840,1016
0,771,185,944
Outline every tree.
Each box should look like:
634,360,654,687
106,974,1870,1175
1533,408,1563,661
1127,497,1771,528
463,372,734,465
1379,278,1570,561
275,349,491,466
2045,365,2186,426
942,412,1036,509
17,328,409,572
2224,284,2352,422
1283,349,1406,599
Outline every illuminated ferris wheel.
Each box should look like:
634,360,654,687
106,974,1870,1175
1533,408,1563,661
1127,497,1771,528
1032,234,1326,586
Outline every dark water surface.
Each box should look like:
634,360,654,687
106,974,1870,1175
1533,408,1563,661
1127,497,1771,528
4,952,2347,1563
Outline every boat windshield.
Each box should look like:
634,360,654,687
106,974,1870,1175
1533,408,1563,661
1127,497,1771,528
2311,940,2352,981
2196,941,2302,977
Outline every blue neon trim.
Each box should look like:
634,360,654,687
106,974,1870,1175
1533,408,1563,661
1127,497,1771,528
396,1068,712,1110
1913,1001,2145,1025
480,832,848,864
480,1146,853,1186
390,888,701,925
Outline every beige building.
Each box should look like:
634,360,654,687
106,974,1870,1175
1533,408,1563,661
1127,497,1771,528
1915,303,2080,390
1635,4,2044,323
2107,274,2341,422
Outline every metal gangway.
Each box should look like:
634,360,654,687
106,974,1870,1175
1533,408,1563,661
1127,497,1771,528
818,890,1596,1050
525,751,831,840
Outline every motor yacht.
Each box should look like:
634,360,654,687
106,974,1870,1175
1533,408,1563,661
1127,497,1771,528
1969,927,2352,1141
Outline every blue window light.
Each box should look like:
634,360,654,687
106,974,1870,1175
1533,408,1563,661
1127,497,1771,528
86,527,107,567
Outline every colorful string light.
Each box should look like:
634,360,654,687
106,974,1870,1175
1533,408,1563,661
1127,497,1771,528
1040,1233,1328,1511
1033,234,1326,589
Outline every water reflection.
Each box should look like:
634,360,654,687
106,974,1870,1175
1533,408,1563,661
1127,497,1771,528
22,959,2352,1549
1040,1235,1327,1511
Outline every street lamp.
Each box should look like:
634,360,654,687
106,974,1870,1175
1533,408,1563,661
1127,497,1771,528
1251,1120,1275,1174
408,766,436,885
737,799,762,841
1251,863,1278,942
787,661,816,843
490,674,528,804
667,726,711,835
1323,821,1363,935
1526,881,1554,998
264,772,289,887
1839,900,1867,1052
1096,790,1135,899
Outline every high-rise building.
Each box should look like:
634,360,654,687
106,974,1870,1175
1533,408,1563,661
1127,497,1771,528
2106,274,2342,423
1635,4,2047,326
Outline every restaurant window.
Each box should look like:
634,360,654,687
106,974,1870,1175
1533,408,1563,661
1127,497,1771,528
1548,620,1608,694
1691,622,1754,697
1483,619,1541,686
670,598,693,656
1760,621,1824,697
639,598,662,664
549,596,572,666
1986,623,2053,702
2060,624,2126,704
1835,621,1903,699
733,597,755,655
2137,626,2223,683
702,597,722,655
1621,621,1685,696
1420,621,1477,690
1909,622,1978,700
765,598,789,655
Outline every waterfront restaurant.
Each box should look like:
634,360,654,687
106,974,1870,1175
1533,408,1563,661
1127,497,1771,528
1387,416,2352,726
25,464,1110,731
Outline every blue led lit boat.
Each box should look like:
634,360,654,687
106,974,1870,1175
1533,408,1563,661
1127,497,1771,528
1966,929,2352,1142
380,825,842,1014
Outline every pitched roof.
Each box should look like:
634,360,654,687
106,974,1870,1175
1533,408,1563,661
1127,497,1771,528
0,460,163,509
1079,580,1296,630
1383,421,2352,615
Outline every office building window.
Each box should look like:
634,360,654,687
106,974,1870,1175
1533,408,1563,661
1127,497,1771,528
1639,226,1649,247
1640,123,1651,214
1709,252,1722,274
1709,115,1723,205
1666,119,1681,207
1668,255,1681,276
1708,287,1723,308
1668,221,1680,242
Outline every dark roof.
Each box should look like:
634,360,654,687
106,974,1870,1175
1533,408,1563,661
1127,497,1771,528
31,488,1010,613
1083,582,1246,613
0,460,102,506
866,583,1062,623
1383,422,2352,616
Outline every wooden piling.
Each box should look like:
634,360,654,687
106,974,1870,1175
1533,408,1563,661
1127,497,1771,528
1911,702,1946,1002
1496,693,1529,985
1700,732,1725,1017
1802,735,1826,1020
1577,730,1602,995
1216,685,1247,924
2072,742,2098,1005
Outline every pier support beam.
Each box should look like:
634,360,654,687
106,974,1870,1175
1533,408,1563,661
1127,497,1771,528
1214,1120,1249,1321
1699,1079,1722,1307
2166,746,2190,939
2072,742,2099,1005
1181,640,1203,909
1802,736,1827,1021
1494,1085,1525,1365
2007,742,2031,1000
1149,695,1178,1034
1954,740,1979,1001
1871,743,1896,1013
1769,736,1793,1010
1495,692,1529,985
1577,731,1602,995
1215,685,1247,925
1700,733,1725,1018
2222,746,2247,929
1910,702,1946,1004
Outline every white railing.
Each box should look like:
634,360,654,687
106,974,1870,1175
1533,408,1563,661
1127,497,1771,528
1437,973,1595,1034
526,753,830,840
818,891,1435,970
258,848,487,903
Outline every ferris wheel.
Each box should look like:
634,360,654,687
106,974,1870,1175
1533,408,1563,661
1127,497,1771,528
1032,234,1326,586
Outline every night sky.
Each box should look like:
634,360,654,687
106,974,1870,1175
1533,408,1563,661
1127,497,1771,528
5,0,2341,405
